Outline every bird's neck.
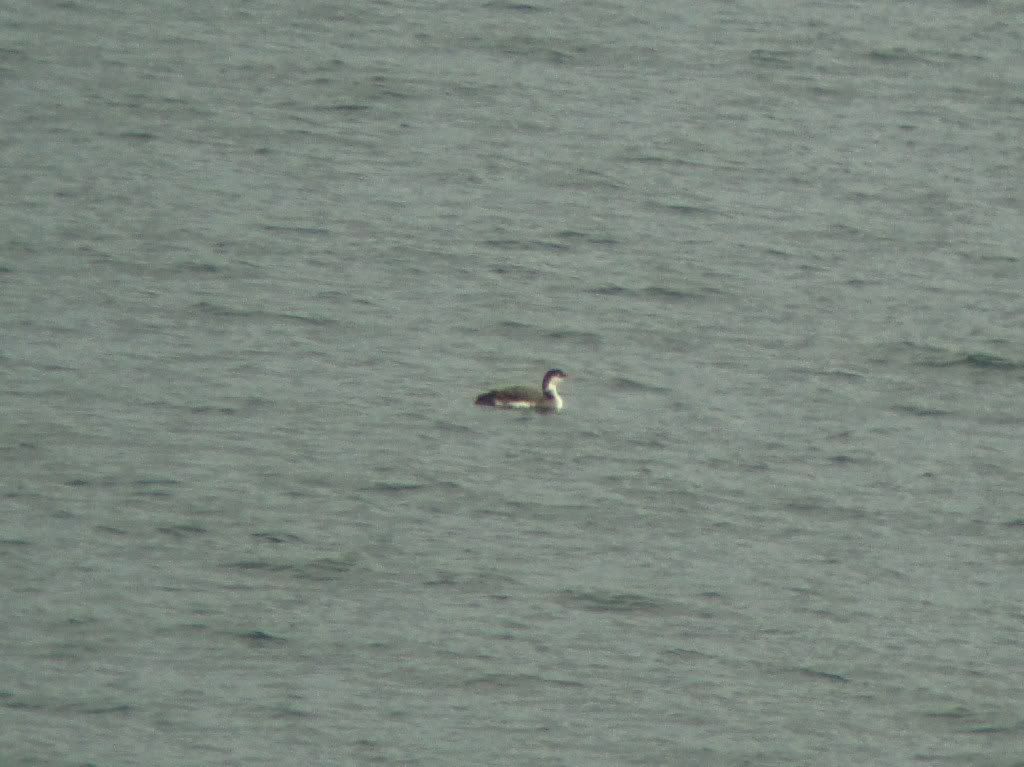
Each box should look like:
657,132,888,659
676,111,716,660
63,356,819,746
543,386,562,409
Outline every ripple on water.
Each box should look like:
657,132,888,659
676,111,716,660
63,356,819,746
238,630,287,646
875,341,1024,371
226,555,360,582
188,301,337,328
555,589,677,615
156,524,207,538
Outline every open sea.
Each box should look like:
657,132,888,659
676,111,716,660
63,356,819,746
3,0,1024,764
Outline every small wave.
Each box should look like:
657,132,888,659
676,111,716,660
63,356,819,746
828,454,865,465
749,48,797,68
556,588,670,615
239,630,286,646
961,352,1020,370
609,376,669,394
296,557,360,580
620,153,693,167
78,703,134,715
482,238,569,253
643,285,700,302
230,559,292,573
546,328,602,347
229,555,360,581
923,706,976,720
251,531,305,544
463,673,584,690
178,261,222,274
491,319,537,339
260,224,332,238
189,405,238,415
866,47,933,64
311,103,371,112
489,264,544,279
2,695,45,712
588,284,703,303
482,1,543,11
190,301,252,319
922,352,1022,371
189,301,336,327
891,404,954,418
788,666,850,685
362,481,429,493
132,477,180,497
817,367,866,380
873,341,1024,371
655,202,714,216
964,722,1024,736
157,525,207,538
590,285,628,297
553,230,620,246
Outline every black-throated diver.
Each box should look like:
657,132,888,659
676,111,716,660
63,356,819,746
474,369,568,411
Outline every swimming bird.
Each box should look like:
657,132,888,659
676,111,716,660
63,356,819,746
474,369,568,411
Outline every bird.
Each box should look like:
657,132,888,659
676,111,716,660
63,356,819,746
474,369,568,412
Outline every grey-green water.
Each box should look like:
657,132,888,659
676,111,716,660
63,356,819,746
3,0,1024,764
